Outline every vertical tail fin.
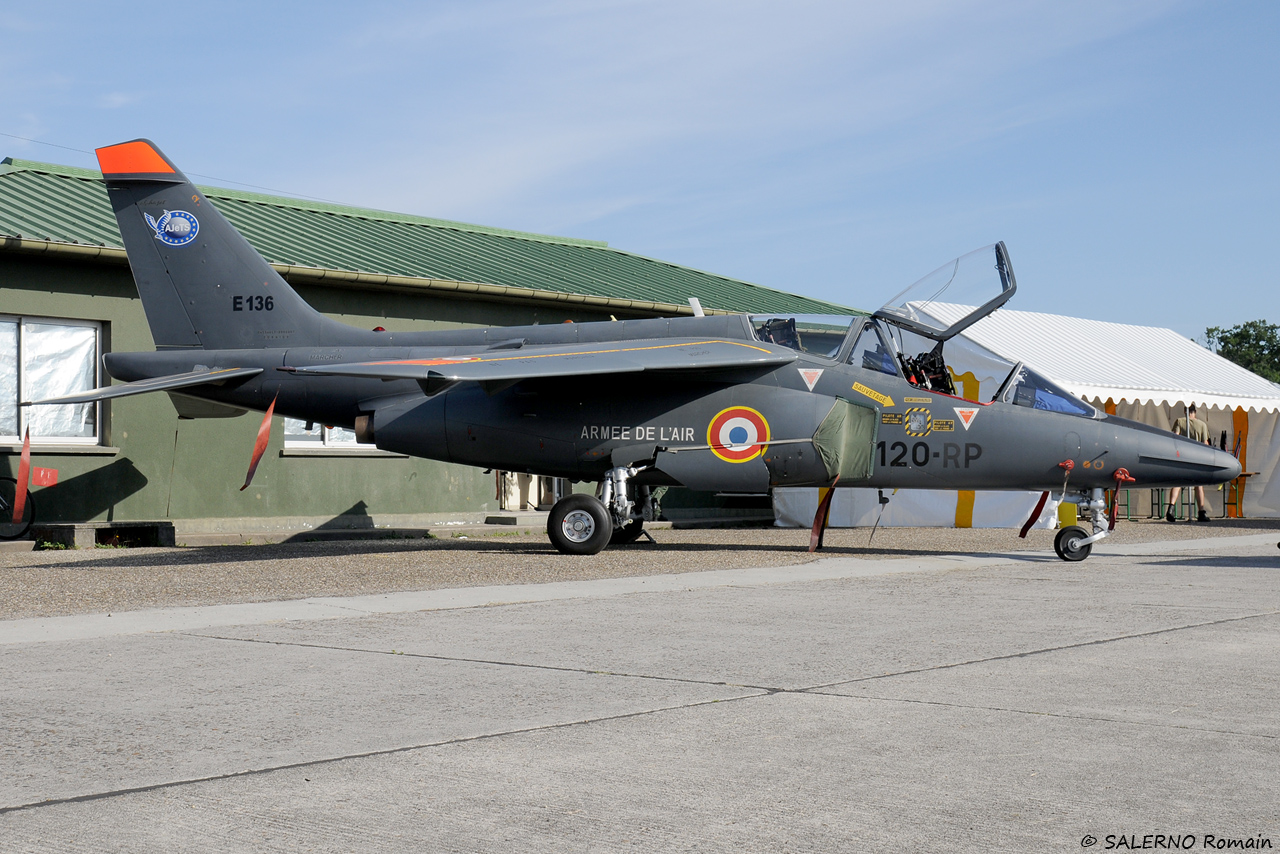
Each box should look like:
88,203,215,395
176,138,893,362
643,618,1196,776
97,139,366,350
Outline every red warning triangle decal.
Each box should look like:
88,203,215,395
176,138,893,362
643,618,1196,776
954,407,979,430
798,369,823,391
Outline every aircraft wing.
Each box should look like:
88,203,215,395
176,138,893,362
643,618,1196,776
22,367,264,406
290,338,797,382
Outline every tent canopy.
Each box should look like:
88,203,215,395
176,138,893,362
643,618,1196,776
914,304,1280,412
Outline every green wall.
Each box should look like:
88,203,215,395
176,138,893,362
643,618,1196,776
1,252,617,527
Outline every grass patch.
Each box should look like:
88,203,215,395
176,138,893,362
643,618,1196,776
35,540,71,550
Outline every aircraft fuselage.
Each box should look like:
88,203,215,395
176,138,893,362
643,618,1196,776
104,314,1240,493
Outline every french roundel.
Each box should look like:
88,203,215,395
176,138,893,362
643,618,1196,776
708,406,771,463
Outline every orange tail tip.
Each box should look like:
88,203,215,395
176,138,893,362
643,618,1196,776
96,139,176,177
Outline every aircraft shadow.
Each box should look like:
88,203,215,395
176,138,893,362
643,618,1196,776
24,535,1039,571
9,458,150,523
1138,554,1280,569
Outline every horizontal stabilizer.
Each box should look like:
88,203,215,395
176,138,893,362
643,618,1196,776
23,367,263,406
291,338,796,383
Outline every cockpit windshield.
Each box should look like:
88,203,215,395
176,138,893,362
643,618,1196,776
996,363,1097,418
751,314,862,358
873,242,1016,341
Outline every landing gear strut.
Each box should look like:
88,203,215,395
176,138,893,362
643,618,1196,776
547,466,661,555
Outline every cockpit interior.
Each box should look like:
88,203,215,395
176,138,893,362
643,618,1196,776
750,242,1098,418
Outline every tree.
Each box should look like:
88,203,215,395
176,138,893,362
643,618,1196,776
1205,320,1280,383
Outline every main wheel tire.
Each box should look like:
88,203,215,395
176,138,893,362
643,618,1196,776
548,494,613,555
610,519,645,545
1054,525,1092,562
0,477,34,541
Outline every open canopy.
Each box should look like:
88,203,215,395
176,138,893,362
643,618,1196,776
873,242,1017,341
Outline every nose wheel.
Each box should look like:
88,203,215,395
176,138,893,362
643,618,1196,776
1054,525,1092,561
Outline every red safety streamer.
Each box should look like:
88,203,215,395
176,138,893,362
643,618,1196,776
12,428,31,524
1019,490,1050,539
240,394,278,491
1108,468,1136,531
808,475,840,553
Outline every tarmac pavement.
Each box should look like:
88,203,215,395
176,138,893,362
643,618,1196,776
1,532,1278,852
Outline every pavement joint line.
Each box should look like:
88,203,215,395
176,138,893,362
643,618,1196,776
799,608,1280,692
0,690,770,816
802,692,1280,741
189,608,1280,707
183,631,774,692
1129,602,1258,610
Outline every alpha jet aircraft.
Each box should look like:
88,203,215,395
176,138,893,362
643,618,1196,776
28,140,1241,559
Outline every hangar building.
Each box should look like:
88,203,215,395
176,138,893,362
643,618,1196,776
0,157,855,535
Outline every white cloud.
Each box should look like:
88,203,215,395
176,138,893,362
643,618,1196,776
96,92,144,110
270,0,1187,228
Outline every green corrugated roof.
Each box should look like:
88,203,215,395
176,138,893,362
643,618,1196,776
0,157,861,316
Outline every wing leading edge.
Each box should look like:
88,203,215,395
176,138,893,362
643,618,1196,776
289,338,797,382
22,367,264,406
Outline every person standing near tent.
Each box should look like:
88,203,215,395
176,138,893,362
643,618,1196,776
1166,403,1212,522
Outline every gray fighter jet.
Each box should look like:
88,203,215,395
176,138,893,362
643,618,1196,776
27,140,1242,559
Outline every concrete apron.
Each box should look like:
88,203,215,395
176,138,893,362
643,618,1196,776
3,532,1276,647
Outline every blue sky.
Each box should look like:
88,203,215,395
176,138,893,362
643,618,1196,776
2,1,1275,339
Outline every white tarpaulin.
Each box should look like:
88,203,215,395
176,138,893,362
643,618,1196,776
773,486,1058,529
1,319,98,443
20,321,97,439
0,320,16,437
916,304,1280,411
1245,409,1280,517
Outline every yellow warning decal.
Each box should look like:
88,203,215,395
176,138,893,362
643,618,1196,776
904,408,932,437
852,382,895,408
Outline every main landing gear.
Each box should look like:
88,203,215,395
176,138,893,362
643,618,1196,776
547,466,661,555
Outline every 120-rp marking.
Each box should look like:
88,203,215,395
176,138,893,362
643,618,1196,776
877,440,982,468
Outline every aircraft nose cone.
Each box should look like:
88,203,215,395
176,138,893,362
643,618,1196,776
1219,449,1243,482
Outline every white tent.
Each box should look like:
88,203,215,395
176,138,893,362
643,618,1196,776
773,308,1280,528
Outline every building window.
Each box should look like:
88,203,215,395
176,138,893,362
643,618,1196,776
0,316,101,445
282,417,376,450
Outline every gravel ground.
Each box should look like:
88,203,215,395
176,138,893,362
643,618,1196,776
2,518,1277,621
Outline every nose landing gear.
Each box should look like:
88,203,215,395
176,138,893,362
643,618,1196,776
1054,487,1111,561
